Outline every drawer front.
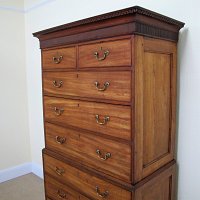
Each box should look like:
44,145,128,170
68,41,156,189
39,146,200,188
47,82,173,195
43,71,131,102
45,175,80,200
43,154,131,200
78,39,131,68
45,123,131,182
79,195,90,200
44,97,131,140
42,47,76,70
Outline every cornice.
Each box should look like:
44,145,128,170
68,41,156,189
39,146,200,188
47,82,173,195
33,6,185,37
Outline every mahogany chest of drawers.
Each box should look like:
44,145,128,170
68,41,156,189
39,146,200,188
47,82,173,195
34,6,184,200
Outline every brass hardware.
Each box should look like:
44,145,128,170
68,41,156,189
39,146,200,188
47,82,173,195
54,107,64,116
55,167,65,176
55,136,66,144
52,55,63,64
57,190,67,199
95,186,109,198
94,81,110,91
96,149,111,161
94,47,109,61
95,115,110,125
53,80,63,88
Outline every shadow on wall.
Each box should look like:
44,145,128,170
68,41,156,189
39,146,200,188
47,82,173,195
176,27,188,200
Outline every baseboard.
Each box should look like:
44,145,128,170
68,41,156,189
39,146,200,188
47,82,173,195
32,162,43,179
0,162,43,183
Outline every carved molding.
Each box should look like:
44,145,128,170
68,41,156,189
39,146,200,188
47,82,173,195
33,6,185,37
135,22,178,41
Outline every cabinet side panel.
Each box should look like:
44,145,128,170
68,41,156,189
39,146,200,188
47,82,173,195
134,36,177,182
143,52,171,167
134,164,176,200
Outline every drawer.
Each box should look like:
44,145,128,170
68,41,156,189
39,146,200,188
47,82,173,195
45,123,131,182
78,39,131,68
43,153,131,200
44,97,131,140
45,175,80,200
79,195,90,200
42,47,76,70
43,71,131,102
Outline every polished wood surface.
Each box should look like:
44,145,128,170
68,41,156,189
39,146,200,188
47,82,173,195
44,96,131,140
43,71,131,102
134,163,175,200
42,46,76,70
45,175,81,200
34,6,184,200
134,36,177,182
45,122,131,182
78,39,131,68
44,154,132,200
33,6,184,48
79,195,90,200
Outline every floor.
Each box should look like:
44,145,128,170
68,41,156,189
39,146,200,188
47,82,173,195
0,173,45,200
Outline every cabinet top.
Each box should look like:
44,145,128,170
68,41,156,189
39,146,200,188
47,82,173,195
33,6,185,48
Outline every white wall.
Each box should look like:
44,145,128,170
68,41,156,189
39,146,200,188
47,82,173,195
0,0,24,11
0,0,197,199
0,8,30,170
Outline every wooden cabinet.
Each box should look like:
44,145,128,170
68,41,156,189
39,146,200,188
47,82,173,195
34,6,184,200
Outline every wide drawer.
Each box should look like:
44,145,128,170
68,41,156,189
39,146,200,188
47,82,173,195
78,39,131,68
43,71,131,102
42,47,76,70
43,97,131,140
43,153,132,200
45,123,131,182
45,175,90,200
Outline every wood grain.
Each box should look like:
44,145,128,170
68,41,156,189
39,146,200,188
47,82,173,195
43,71,131,102
143,52,171,167
45,122,131,182
134,163,176,200
42,47,76,70
43,96,131,140
43,153,132,200
134,36,177,182
78,39,131,68
45,175,81,200
34,6,184,199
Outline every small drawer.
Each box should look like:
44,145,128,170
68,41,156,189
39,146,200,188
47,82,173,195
45,175,90,200
43,97,131,140
78,39,131,68
42,47,76,70
45,175,80,200
43,153,132,200
45,123,131,182
43,71,131,102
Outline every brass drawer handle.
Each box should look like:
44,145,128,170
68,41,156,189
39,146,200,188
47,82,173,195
54,107,64,116
57,190,67,199
94,47,109,61
96,149,111,161
52,55,63,64
53,80,63,88
96,186,109,198
55,136,66,144
55,167,65,176
94,81,110,91
95,115,110,125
